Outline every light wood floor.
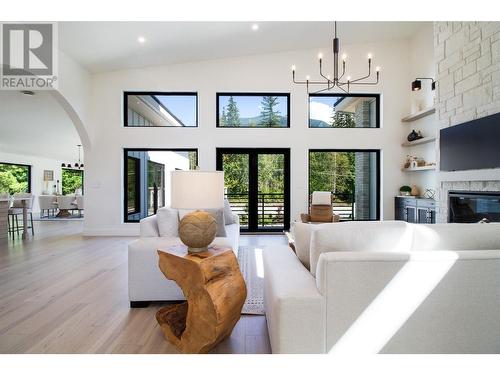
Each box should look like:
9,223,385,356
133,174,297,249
0,221,287,354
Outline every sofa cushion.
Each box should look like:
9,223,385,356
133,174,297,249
291,222,340,271
140,215,160,237
223,199,236,225
291,222,315,269
157,207,179,237
411,223,500,251
179,208,227,237
309,221,413,276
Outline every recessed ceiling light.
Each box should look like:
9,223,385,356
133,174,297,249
251,24,259,31
138,36,146,44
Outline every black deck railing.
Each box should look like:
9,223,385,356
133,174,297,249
225,192,285,229
226,192,354,227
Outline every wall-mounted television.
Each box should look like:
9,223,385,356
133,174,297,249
440,112,500,171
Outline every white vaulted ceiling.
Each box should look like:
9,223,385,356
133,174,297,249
59,21,428,73
0,91,81,161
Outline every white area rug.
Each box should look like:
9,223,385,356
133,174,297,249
238,246,265,315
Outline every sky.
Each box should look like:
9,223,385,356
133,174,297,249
218,95,288,118
156,95,197,127
309,96,340,124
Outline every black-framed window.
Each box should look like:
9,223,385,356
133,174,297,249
62,168,84,195
124,148,198,222
124,92,198,127
309,149,380,220
0,162,31,194
309,93,380,128
216,93,290,128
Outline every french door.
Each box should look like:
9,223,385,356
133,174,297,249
216,148,290,232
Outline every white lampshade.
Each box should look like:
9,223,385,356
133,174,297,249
170,170,224,210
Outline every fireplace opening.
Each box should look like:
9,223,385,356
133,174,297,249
448,191,500,223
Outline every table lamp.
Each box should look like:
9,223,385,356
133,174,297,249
170,170,224,253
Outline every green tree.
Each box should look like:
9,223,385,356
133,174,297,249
257,154,284,194
225,96,241,127
330,110,355,128
0,164,29,193
219,106,227,126
188,151,197,170
309,151,355,201
259,96,281,127
222,154,248,194
62,169,83,195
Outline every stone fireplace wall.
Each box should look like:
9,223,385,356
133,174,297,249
434,22,500,222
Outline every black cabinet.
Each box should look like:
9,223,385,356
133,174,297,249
395,196,435,224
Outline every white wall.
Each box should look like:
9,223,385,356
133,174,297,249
0,150,63,214
82,37,414,235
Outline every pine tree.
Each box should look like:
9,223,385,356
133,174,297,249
226,96,241,127
220,106,227,126
259,96,281,127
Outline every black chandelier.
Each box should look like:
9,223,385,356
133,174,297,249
291,21,381,93
61,144,84,169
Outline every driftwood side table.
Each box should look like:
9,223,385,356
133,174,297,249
156,245,246,354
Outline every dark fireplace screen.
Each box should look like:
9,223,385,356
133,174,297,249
448,191,500,223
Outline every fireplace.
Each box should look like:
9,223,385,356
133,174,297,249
448,191,500,223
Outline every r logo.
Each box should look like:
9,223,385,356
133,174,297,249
2,23,53,76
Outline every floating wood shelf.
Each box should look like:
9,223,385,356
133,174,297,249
402,165,436,172
402,107,436,122
402,136,436,147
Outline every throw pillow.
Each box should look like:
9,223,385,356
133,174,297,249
223,199,236,225
156,207,179,237
178,208,227,237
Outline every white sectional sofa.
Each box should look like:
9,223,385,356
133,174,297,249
128,208,240,307
263,221,500,354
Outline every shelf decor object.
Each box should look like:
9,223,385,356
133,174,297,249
290,21,381,93
170,170,224,253
401,107,436,122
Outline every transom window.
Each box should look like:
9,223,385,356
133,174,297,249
217,93,290,128
124,92,198,127
309,94,380,128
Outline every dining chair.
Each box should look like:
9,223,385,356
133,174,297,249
38,195,57,218
76,195,84,217
9,193,35,236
